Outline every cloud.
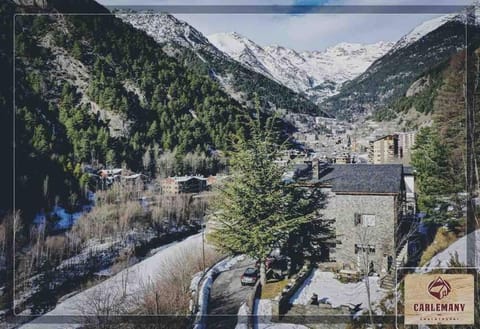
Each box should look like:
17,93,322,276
174,12,437,50
98,0,474,50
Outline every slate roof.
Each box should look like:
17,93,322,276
317,164,404,194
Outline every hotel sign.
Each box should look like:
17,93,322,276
404,274,475,325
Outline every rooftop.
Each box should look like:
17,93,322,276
165,175,207,183
317,164,404,194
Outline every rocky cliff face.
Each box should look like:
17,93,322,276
406,76,431,97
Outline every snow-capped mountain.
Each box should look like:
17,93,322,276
119,13,392,103
117,13,223,56
390,14,458,52
118,12,323,115
391,9,480,52
208,32,393,99
322,9,480,119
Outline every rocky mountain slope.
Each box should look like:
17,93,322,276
208,32,393,101
321,9,480,120
118,12,324,115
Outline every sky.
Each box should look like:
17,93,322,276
98,0,474,51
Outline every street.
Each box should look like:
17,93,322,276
206,256,256,329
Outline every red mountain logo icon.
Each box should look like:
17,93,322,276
427,276,452,300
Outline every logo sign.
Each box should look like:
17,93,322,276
404,274,475,325
427,276,452,300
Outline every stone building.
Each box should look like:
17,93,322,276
315,164,407,275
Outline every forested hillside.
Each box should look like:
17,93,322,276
118,12,324,116
411,48,480,221
9,0,285,222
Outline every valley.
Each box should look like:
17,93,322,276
2,1,480,329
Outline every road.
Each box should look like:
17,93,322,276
206,256,256,329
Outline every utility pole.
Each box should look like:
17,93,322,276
465,5,478,268
202,214,206,274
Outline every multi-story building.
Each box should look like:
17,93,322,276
334,153,354,164
368,132,417,165
396,131,417,165
368,135,399,164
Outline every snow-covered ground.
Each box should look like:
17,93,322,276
290,271,387,313
234,302,249,329
390,13,458,52
20,233,204,329
390,8,480,53
420,229,480,272
33,192,95,230
254,299,308,329
33,205,90,231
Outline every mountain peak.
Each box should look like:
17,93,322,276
208,32,392,99
207,32,264,56
391,8,480,52
118,12,214,51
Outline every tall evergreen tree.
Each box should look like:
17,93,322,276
208,115,322,285
411,127,453,213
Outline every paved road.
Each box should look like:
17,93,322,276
206,256,256,329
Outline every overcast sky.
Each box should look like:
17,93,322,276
98,0,474,51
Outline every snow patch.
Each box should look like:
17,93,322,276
234,302,249,329
391,9,480,53
290,271,387,313
391,14,458,52
21,234,203,329
419,229,480,272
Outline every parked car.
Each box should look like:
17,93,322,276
241,267,259,286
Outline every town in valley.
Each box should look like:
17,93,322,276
1,1,480,329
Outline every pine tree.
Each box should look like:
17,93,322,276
208,115,321,285
411,127,453,213
71,40,82,60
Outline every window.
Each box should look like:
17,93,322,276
354,214,376,227
355,244,376,254
354,213,361,225
363,215,376,227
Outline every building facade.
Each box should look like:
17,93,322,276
368,132,416,165
368,135,399,164
161,176,207,194
397,132,417,165
316,164,406,275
